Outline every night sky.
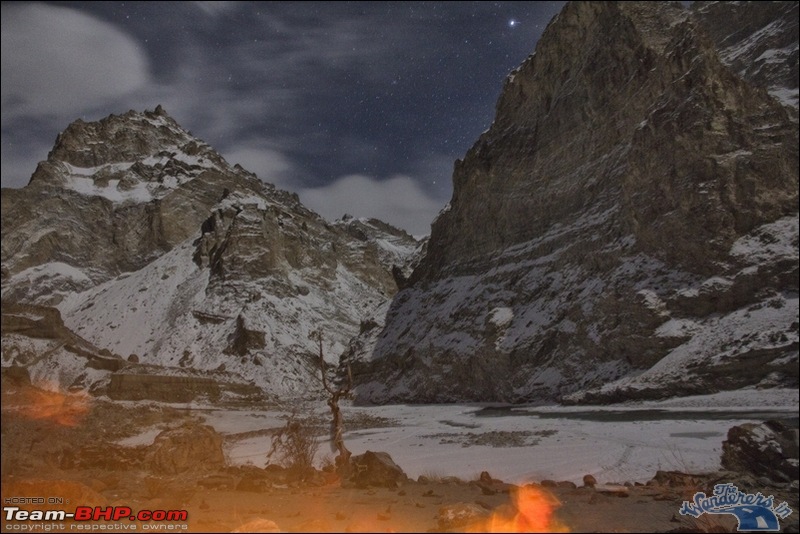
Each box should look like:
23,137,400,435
1,1,564,235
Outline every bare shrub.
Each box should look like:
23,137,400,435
266,416,319,478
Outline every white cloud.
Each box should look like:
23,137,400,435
300,174,444,236
1,3,150,121
223,144,296,187
192,2,242,17
221,145,444,235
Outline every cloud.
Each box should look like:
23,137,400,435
1,3,150,121
222,143,297,188
221,143,446,235
192,2,242,17
300,174,444,236
220,142,450,236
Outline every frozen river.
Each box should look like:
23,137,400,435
126,388,799,485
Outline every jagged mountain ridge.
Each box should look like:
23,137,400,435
1,107,419,397
2,106,248,294
350,1,799,404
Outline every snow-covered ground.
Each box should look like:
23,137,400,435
122,388,798,486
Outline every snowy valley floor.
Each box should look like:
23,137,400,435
1,384,797,532
206,388,799,485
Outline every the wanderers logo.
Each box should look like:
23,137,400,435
679,483,794,532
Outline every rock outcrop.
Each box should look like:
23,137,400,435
146,422,226,475
692,1,799,112
721,420,800,483
1,107,418,397
352,2,799,403
349,450,409,488
2,106,243,300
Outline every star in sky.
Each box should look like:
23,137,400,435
509,19,518,28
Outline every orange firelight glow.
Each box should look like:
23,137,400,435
11,385,90,426
476,484,569,533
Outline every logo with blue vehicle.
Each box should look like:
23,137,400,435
679,483,794,531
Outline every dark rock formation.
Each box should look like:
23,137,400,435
146,421,225,475
722,420,800,483
2,108,244,297
225,315,267,356
353,1,799,404
107,374,220,402
693,1,799,112
349,450,409,488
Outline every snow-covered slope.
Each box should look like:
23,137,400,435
1,107,418,398
351,2,799,404
565,215,799,403
693,1,799,111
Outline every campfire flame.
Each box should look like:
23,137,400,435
477,485,569,533
11,384,90,426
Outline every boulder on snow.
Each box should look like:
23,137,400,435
146,421,225,475
721,420,799,483
350,450,408,488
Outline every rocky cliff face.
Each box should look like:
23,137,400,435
693,1,798,112
352,2,799,403
1,106,261,303
1,107,418,397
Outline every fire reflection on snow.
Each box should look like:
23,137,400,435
7,384,90,426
